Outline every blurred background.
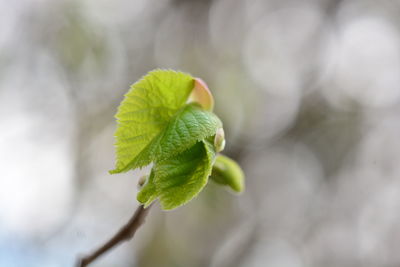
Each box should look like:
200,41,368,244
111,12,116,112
2,0,400,266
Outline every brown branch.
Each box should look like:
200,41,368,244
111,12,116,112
76,204,153,267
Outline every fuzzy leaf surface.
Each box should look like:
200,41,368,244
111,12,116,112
130,103,222,168
137,140,216,210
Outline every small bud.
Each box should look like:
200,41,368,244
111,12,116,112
210,155,245,193
188,78,214,111
137,174,148,189
214,128,225,152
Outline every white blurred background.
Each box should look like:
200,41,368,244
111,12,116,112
1,0,400,266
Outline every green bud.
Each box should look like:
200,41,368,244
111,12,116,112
137,174,148,189
210,155,245,193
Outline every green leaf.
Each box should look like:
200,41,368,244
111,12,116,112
130,103,222,169
110,70,194,174
137,140,216,210
210,154,245,193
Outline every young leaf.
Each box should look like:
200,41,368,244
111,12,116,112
137,140,216,210
210,154,245,193
130,103,222,169
110,70,194,174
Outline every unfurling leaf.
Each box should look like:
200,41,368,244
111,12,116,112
188,78,214,111
138,140,215,210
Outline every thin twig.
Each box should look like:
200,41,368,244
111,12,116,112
76,204,153,267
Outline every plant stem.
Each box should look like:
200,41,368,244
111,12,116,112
77,204,153,267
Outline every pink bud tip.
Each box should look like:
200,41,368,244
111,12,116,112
188,78,215,111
